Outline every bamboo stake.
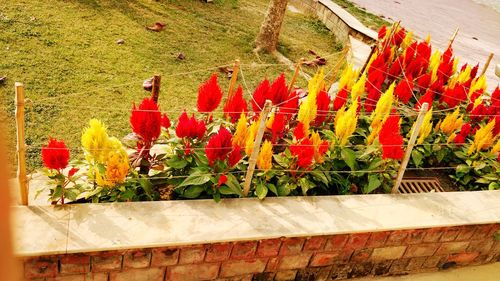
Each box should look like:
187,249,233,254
151,75,161,103
15,82,28,205
243,100,272,197
287,58,305,94
392,102,429,194
447,27,459,48
359,43,376,75
480,53,494,77
227,59,240,98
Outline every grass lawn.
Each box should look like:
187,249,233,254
331,0,389,30
0,0,343,172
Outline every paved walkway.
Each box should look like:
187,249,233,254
354,262,500,281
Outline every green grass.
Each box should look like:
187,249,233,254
0,0,342,172
331,0,389,30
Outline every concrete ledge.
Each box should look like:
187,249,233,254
14,191,500,257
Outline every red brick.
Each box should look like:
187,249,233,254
492,241,500,254
488,224,500,238
220,258,267,278
406,229,427,244
366,232,390,248
24,256,58,278
456,226,477,241
206,243,233,262
167,263,220,281
439,227,461,242
351,248,372,262
232,241,257,259
266,257,280,272
406,257,426,270
345,233,370,251
179,246,205,264
468,240,494,253
371,246,406,261
435,242,469,255
324,235,348,251
303,236,327,251
309,252,339,267
385,230,409,246
472,224,494,240
404,244,439,258
60,254,90,274
423,228,443,242
54,273,108,281
422,255,445,268
151,247,179,267
278,253,312,270
348,262,374,278
279,238,305,256
109,267,165,281
274,270,297,281
470,254,493,265
257,239,281,257
123,249,151,269
91,253,123,272
389,259,409,274
447,252,480,264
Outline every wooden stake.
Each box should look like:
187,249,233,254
327,46,350,89
480,53,494,77
360,43,376,75
287,58,305,94
447,27,459,48
227,59,240,98
151,75,161,103
243,100,272,197
15,82,28,205
392,102,429,194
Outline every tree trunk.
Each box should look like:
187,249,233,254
255,0,289,53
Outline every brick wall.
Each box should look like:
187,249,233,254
21,224,500,281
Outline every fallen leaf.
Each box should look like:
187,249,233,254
218,66,233,79
146,22,166,32
177,53,185,60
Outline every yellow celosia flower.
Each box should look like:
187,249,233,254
351,74,366,100
492,139,500,154
297,69,325,133
245,121,259,156
310,131,327,164
81,119,112,164
452,57,459,74
429,50,441,83
401,31,413,50
338,64,359,91
96,150,129,187
440,108,463,135
457,65,471,84
367,83,394,145
417,109,433,144
232,114,248,147
425,34,431,44
308,68,325,97
364,50,378,73
467,119,496,155
469,75,487,97
335,100,358,146
447,133,456,144
266,113,275,130
434,120,442,133
256,140,273,171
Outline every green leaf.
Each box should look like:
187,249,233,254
456,164,471,174
166,157,188,169
256,183,268,200
225,173,243,197
273,154,290,168
411,150,423,167
473,161,486,170
298,178,315,195
219,185,234,195
213,192,221,203
278,183,292,196
436,149,447,163
64,188,79,201
177,173,211,188
341,148,357,171
182,186,204,198
77,187,103,200
138,178,153,195
363,174,381,194
367,158,383,171
489,182,499,190
268,184,278,196
310,171,329,185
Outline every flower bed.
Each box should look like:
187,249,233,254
38,25,499,204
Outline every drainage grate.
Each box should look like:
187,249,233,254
398,177,445,193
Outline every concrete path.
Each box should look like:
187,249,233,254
354,262,500,281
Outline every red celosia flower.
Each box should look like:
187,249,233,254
205,127,233,166
175,111,206,139
388,56,403,78
197,73,223,113
271,112,287,142
269,73,288,105
42,137,70,170
315,89,331,126
416,42,431,67
68,167,79,177
293,122,306,140
416,73,432,92
228,145,242,167
378,25,387,39
161,113,171,129
470,102,488,123
440,84,467,108
415,90,434,110
218,174,227,187
290,138,315,169
391,27,406,46
252,79,270,113
379,115,404,160
184,141,191,155
223,86,248,123
364,88,381,113
130,97,162,143
492,115,500,136
279,89,300,119
454,122,471,145
470,64,479,80
394,77,414,104
333,86,348,111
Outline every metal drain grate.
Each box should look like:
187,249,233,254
398,177,445,193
